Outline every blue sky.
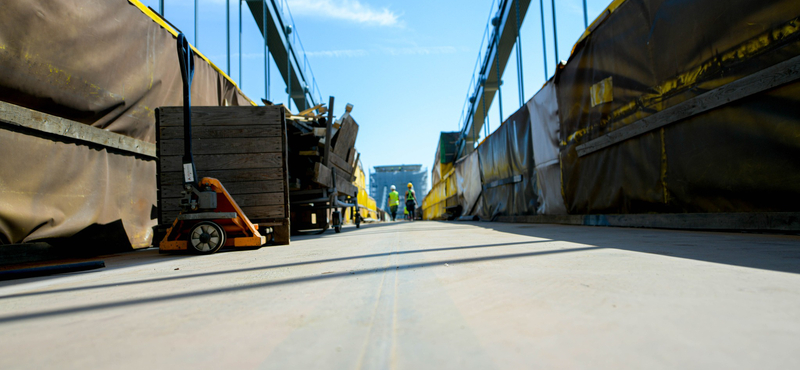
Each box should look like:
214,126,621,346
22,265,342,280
136,0,612,192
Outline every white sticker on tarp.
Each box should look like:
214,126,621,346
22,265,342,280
183,163,195,182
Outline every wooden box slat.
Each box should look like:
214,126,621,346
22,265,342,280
158,107,283,127
159,168,286,186
159,125,281,140
159,153,284,172
158,137,282,156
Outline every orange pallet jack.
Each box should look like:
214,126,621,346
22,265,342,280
159,34,266,254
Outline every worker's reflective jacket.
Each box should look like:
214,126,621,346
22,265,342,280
406,190,415,201
389,191,400,206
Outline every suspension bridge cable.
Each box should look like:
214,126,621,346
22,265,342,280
268,0,269,100
515,0,524,106
539,0,548,79
551,0,559,65
194,0,198,47
226,0,230,75
583,0,589,29
495,15,503,125
238,0,242,87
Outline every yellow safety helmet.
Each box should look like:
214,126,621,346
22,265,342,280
407,183,413,188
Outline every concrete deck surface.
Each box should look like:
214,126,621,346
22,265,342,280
1,221,799,369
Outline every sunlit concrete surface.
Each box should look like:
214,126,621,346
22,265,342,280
1,221,799,369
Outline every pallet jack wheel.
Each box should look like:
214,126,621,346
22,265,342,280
189,221,226,255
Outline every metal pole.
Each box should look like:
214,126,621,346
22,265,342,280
482,85,489,138
551,0,559,65
324,96,334,168
239,0,242,87
226,0,230,76
472,109,476,149
268,0,269,100
159,0,164,15
194,0,198,47
286,26,292,111
539,0,548,79
583,0,589,29
495,23,503,124
515,0,524,106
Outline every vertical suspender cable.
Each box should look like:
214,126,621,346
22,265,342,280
239,0,242,87
226,0,230,76
286,26,292,111
583,0,589,29
194,0,199,47
539,0,548,79
515,0,524,106
263,0,268,101
482,85,488,139
495,17,503,125
551,0,559,66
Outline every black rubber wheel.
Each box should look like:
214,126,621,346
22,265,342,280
355,214,361,229
334,225,342,233
189,221,226,254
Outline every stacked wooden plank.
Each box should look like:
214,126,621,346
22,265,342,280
286,111,359,197
156,106,291,244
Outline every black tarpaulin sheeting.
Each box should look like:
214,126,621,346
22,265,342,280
475,105,538,219
0,0,252,247
557,0,800,214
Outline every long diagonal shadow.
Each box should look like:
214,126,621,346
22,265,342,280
0,245,602,323
313,227,474,237
0,240,550,301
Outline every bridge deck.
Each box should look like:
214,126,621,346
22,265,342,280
1,221,799,369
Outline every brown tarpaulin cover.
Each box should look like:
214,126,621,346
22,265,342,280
557,0,800,214
0,0,251,247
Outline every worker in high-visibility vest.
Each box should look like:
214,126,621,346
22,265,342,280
406,183,417,221
387,185,400,221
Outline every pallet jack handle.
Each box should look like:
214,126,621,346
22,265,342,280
177,33,197,187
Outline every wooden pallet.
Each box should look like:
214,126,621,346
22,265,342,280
156,106,291,245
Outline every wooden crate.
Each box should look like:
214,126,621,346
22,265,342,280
156,106,290,245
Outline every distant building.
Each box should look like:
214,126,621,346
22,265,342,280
370,164,429,211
